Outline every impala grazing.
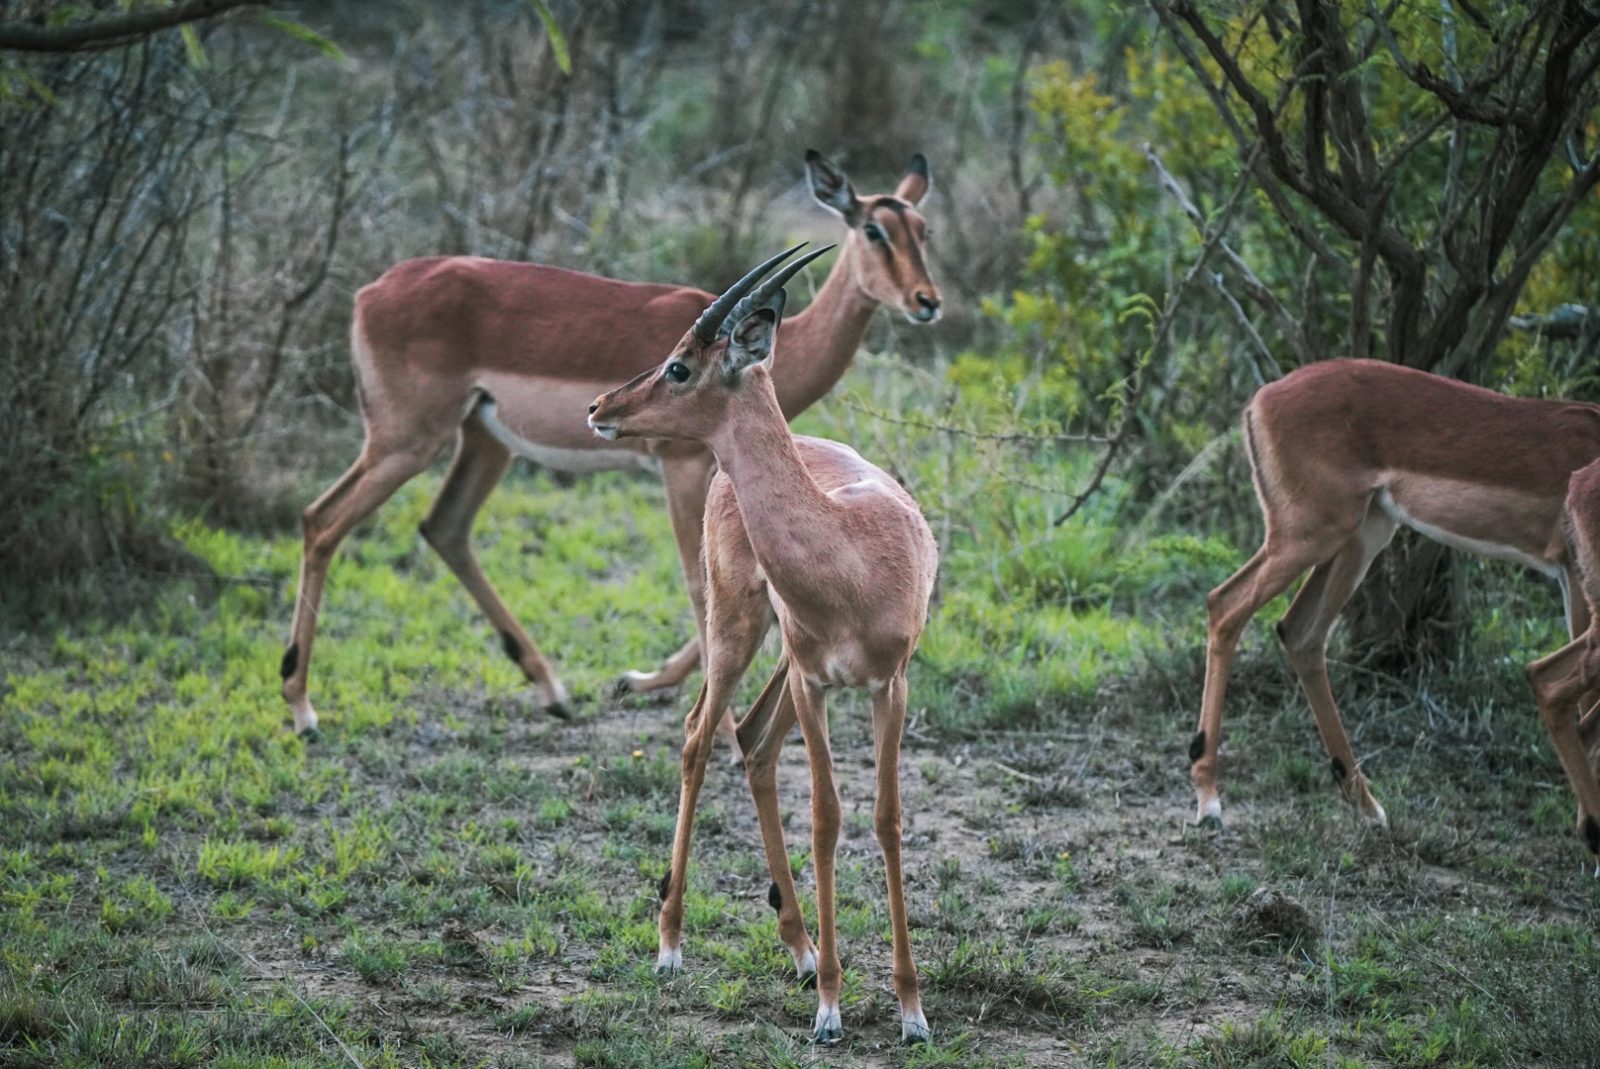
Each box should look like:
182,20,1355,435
1192,359,1600,861
587,246,939,1044
1527,458,1600,866
279,151,940,734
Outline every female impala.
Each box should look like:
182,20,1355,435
587,247,939,1044
1192,359,1600,864
280,151,940,734
1527,459,1600,866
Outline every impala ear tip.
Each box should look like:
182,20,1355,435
909,152,929,175
804,148,823,163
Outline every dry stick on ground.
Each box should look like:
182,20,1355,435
174,885,367,1069
0,0,265,52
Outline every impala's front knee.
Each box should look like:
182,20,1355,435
874,808,902,848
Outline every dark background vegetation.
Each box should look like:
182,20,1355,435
2,1,1600,1066
3,0,1598,656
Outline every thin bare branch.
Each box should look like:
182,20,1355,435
0,0,264,53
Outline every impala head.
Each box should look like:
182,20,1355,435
588,244,835,442
805,149,941,324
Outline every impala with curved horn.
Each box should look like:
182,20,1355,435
1192,359,1600,864
588,245,939,1044
280,151,940,734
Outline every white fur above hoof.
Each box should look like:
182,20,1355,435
654,945,682,977
900,1010,930,1044
620,669,658,693
812,1003,842,1044
1363,799,1389,829
792,947,818,983
289,697,319,736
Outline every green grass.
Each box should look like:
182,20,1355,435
3,364,1598,1066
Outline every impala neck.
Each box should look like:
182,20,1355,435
769,248,880,419
706,370,836,587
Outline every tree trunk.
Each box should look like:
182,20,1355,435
1345,532,1464,672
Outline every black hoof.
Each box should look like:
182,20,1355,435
798,970,817,990
297,726,323,744
1197,814,1223,832
544,700,572,722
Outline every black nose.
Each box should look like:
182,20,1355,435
916,292,940,311
588,402,599,414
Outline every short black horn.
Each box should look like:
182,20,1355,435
692,243,806,343
721,244,837,335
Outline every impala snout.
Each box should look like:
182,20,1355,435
588,394,622,440
911,291,942,324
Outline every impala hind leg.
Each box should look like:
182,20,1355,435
656,577,770,975
420,413,569,718
790,675,844,1043
734,658,820,983
1275,508,1397,825
282,445,433,734
621,453,715,696
1191,541,1330,826
871,675,928,1044
1527,634,1600,862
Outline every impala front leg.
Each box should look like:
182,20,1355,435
791,675,844,1043
656,682,720,975
656,573,770,973
872,675,928,1043
622,452,715,696
735,658,819,983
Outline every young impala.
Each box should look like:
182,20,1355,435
280,151,940,734
587,246,939,1044
1193,359,1600,863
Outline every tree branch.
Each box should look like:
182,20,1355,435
0,0,264,54
1144,142,1295,375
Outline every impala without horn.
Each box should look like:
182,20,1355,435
279,151,940,735
588,246,939,1044
1193,359,1600,862
1528,459,1600,870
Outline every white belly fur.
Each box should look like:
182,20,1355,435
477,397,659,475
1375,487,1560,579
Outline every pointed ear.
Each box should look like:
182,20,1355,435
895,152,931,205
724,305,778,375
805,149,861,222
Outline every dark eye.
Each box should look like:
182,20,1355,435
863,222,887,244
665,361,691,383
